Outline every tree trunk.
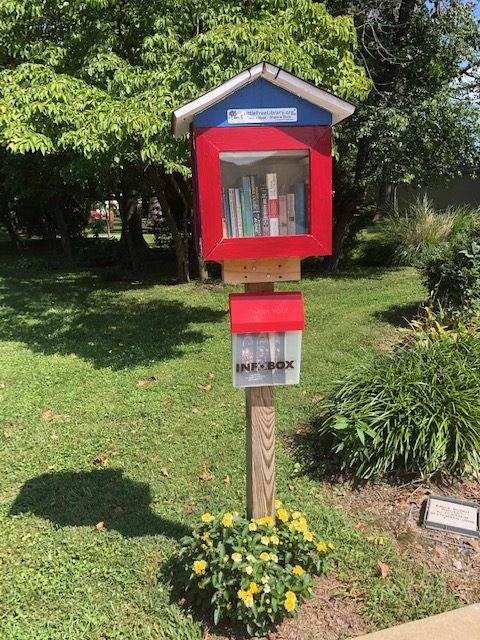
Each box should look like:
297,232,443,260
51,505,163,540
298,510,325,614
323,187,365,272
148,166,189,283
0,193,23,254
118,191,140,274
53,206,73,262
126,201,150,255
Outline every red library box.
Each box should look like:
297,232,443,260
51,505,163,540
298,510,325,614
172,62,355,264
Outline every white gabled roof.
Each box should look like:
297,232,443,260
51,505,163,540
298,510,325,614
172,62,355,137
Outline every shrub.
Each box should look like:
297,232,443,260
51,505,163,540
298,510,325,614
75,237,121,267
418,218,480,310
177,504,335,636
316,334,480,479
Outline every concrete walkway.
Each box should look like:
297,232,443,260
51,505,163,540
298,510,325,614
355,604,480,639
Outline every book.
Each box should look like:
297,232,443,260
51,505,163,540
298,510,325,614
228,188,238,237
241,176,254,237
222,188,232,238
266,172,279,236
295,182,306,234
250,175,262,237
278,195,288,235
287,192,296,235
234,188,244,237
259,185,270,236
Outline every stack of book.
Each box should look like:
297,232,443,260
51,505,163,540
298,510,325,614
222,173,308,238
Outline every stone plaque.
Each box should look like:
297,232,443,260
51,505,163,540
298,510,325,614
424,495,479,538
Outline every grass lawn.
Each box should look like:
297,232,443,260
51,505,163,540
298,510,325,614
0,256,458,639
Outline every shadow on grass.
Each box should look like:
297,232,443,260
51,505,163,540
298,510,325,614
0,257,225,370
373,301,424,328
301,260,396,281
9,469,191,539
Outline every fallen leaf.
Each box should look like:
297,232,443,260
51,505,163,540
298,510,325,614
95,521,105,530
51,433,59,443
162,399,170,407
223,474,231,485
366,535,385,545
199,465,215,482
107,450,120,457
466,539,480,553
178,597,187,607
53,413,62,421
93,454,108,465
192,407,201,414
312,394,324,404
197,384,212,392
295,427,306,436
376,559,390,579
137,376,159,387
167,457,173,463
184,503,195,514
42,410,52,420
207,371,215,380
160,468,169,477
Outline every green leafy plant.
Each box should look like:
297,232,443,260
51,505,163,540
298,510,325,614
177,504,335,636
316,334,480,479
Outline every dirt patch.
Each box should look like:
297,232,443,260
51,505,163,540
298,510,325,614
322,476,480,606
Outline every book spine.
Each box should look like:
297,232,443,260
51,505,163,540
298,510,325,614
228,188,238,238
222,188,232,238
234,188,244,237
295,182,306,234
266,173,279,236
241,176,254,237
287,192,296,235
259,185,270,236
250,176,262,237
278,195,288,236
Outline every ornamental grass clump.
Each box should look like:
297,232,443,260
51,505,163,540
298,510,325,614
177,503,335,636
316,333,480,479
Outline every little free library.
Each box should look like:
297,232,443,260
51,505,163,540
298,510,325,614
172,62,355,518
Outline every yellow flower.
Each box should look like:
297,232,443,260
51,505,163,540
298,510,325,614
246,554,256,563
260,552,270,561
248,582,259,594
308,586,313,594
292,511,301,520
316,542,327,553
270,553,278,563
201,513,215,523
256,516,274,526
261,575,269,584
303,531,314,542
296,517,308,532
277,508,289,523
328,543,335,550
192,560,207,575
284,590,296,613
226,602,232,610
270,535,279,545
244,565,253,575
243,593,254,608
260,536,270,545
248,522,257,532
237,588,248,599
221,512,233,527
274,499,282,509
292,565,304,576
231,552,242,563
223,555,229,562
201,531,210,541
267,608,272,614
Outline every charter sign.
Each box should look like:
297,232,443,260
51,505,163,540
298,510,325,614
227,108,298,124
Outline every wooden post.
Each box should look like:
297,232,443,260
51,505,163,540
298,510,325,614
245,282,276,519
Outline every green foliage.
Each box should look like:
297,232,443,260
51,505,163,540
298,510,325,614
418,214,480,310
75,237,120,266
375,198,476,266
177,505,334,636
316,334,480,479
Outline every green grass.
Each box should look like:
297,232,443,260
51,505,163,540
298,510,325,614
0,256,457,639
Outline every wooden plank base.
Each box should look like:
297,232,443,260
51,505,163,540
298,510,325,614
222,258,300,284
